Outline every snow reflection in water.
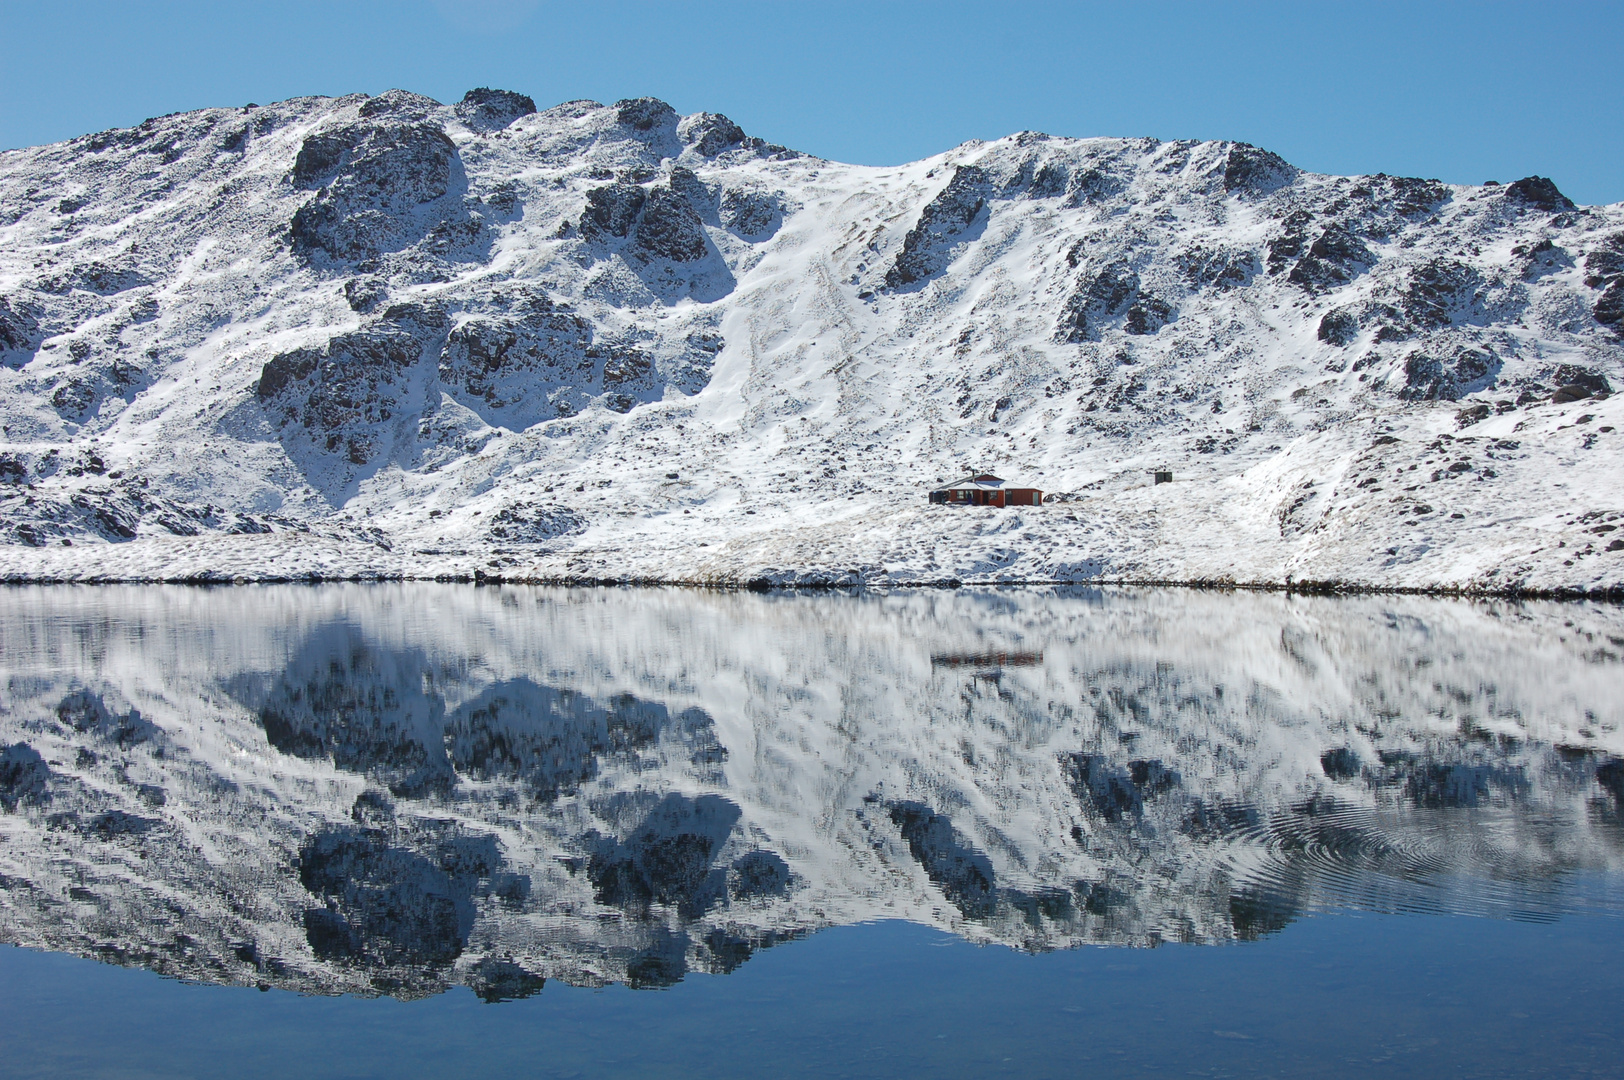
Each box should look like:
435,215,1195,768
0,584,1621,1000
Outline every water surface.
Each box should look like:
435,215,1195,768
0,585,1621,1076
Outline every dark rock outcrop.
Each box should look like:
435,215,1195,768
1503,175,1575,212
614,97,678,133
1595,280,1624,336
443,686,680,800
0,297,42,367
1266,210,1315,275
729,850,791,898
1124,296,1174,336
1222,143,1295,195
1400,346,1499,401
437,304,594,423
1056,261,1139,342
884,165,992,290
343,276,387,313
257,323,431,466
56,690,157,747
1375,174,1450,218
1062,752,1181,822
288,117,469,264
37,261,150,296
253,635,454,797
437,296,710,425
467,958,546,1002
1320,747,1362,779
1548,363,1611,401
633,186,708,261
581,182,646,238
455,88,536,132
1587,234,1624,335
1288,225,1374,291
357,89,442,122
1402,259,1482,329
720,187,783,238
887,800,998,918
679,112,746,156
483,503,585,543
1318,308,1360,346
1585,233,1624,288
1179,245,1257,291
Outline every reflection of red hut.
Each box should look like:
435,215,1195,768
928,473,1042,507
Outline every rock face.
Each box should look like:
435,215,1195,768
288,111,471,264
884,164,991,290
1505,175,1576,212
0,585,1620,999
0,89,1622,591
455,88,536,132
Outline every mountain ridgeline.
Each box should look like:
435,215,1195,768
0,89,1622,589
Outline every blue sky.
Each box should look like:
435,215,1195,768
1,0,1619,204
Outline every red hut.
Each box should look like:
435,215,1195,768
928,473,1042,507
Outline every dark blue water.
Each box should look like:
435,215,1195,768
4,902,1622,1079
1,585,1622,1078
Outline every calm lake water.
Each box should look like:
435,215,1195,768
0,584,1621,1078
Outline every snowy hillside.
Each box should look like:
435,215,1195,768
2,585,1621,997
1,88,1622,590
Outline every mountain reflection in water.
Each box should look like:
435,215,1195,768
0,585,1621,1001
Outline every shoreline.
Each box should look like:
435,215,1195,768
4,567,1621,602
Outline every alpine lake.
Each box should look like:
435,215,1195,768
0,583,1620,1078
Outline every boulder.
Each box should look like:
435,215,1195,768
1550,365,1611,398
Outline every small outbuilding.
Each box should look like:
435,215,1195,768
929,473,1042,507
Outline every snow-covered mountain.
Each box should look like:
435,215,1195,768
1,88,1623,590
1,585,1621,998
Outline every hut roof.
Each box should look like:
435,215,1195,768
934,473,1007,492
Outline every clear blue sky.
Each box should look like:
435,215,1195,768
2,0,1620,205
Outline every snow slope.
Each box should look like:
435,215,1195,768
1,585,1621,997
1,89,1622,590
